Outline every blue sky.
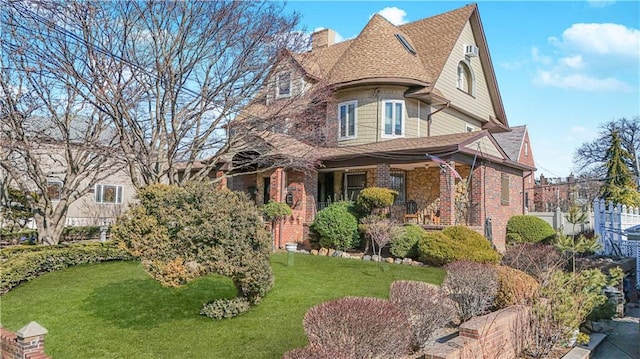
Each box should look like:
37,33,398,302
284,1,640,179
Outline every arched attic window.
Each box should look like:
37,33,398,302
457,61,475,96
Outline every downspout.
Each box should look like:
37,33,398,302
375,88,380,142
426,103,449,137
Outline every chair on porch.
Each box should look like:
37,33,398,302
404,200,419,224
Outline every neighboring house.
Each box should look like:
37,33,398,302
533,174,600,212
218,4,536,251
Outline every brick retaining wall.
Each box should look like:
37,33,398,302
423,305,531,359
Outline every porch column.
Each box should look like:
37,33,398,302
270,168,286,249
303,170,318,223
215,170,227,190
469,165,485,226
439,160,456,225
376,163,390,188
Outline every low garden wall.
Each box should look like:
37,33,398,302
0,322,50,359
422,305,530,359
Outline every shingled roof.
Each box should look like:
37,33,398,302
492,125,527,161
297,4,476,87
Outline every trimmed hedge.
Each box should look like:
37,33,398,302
506,215,556,244
310,201,359,251
61,226,102,242
390,224,424,259
417,226,501,266
0,241,134,294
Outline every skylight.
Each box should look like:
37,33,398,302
395,33,416,55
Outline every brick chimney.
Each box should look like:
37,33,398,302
311,29,336,50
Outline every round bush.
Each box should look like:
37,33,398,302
391,224,425,259
355,187,397,213
417,227,501,266
200,298,251,320
310,201,359,251
494,265,540,309
506,215,556,244
112,182,273,317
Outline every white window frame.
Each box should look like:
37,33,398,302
382,100,405,138
338,100,357,140
276,71,291,98
47,181,62,201
457,61,475,96
465,124,475,132
95,184,123,204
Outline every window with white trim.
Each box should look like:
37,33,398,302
338,101,357,139
276,72,291,98
47,181,62,201
344,172,366,201
95,184,123,204
390,172,405,204
457,61,474,95
383,100,404,137
466,124,474,132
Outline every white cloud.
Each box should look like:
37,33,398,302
587,0,616,8
534,70,631,92
531,47,552,65
531,22,639,92
560,55,584,69
376,7,408,25
565,125,597,142
553,23,640,58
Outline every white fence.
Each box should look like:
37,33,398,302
593,199,640,287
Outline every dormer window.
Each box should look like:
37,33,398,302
276,72,291,98
457,61,475,96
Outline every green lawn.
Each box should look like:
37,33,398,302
1,253,444,359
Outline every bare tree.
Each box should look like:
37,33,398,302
1,8,125,244
3,0,327,188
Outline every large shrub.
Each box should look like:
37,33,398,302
417,226,501,266
390,224,424,259
112,182,273,318
443,261,498,322
494,265,540,309
506,215,556,244
302,297,411,358
310,201,359,251
0,242,133,294
389,280,455,351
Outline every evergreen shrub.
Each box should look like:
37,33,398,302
112,182,273,317
417,226,501,266
310,201,359,251
494,265,540,309
506,215,556,244
390,224,424,259
1,242,133,294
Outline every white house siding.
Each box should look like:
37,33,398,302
434,22,496,126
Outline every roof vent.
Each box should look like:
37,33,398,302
395,34,417,55
464,44,479,57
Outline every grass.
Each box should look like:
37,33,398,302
1,252,445,359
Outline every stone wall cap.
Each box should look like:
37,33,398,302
16,321,48,338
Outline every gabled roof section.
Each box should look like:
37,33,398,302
400,4,475,84
325,14,430,86
493,125,527,161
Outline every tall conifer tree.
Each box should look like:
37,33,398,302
599,131,640,206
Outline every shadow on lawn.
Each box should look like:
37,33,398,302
81,275,237,329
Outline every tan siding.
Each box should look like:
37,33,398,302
465,137,503,158
329,86,424,145
430,107,483,136
434,22,496,125
266,60,308,104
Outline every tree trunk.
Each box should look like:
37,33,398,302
34,209,67,246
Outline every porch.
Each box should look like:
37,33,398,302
316,160,483,228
